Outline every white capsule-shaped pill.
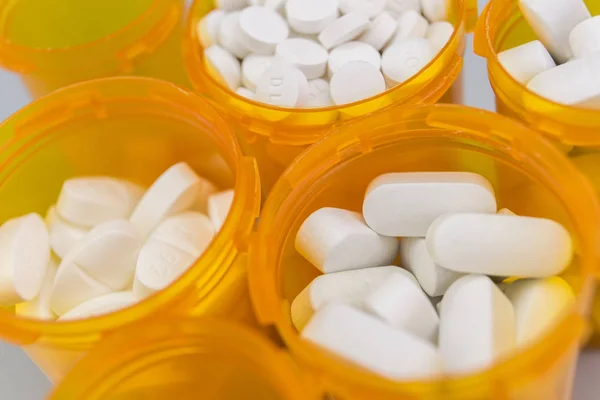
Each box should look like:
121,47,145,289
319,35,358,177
306,79,334,107
130,162,202,238
391,10,429,44
386,0,421,18
400,237,464,297
295,207,398,273
15,257,58,320
330,61,386,105
518,0,591,63
364,271,439,343
303,302,443,380
241,54,274,90
239,6,290,55
218,12,250,59
133,240,197,298
276,38,329,79
0,213,50,305
205,45,242,90
363,172,497,237
426,214,573,277
358,12,398,51
216,0,248,11
56,177,143,228
328,41,381,78
150,212,215,257
381,38,434,86
291,266,415,330
569,16,600,59
439,275,516,374
497,40,556,84
59,291,139,321
318,12,370,50
339,0,387,19
421,0,448,22
197,9,226,48
527,53,600,108
45,206,88,260
286,0,339,35
426,21,454,53
256,62,310,107
207,189,234,232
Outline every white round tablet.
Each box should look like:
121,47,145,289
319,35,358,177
218,12,250,59
391,10,429,44
241,54,274,90
330,61,386,105
276,38,328,79
421,0,448,22
197,9,226,48
328,41,381,78
205,45,242,90
358,11,398,51
339,0,387,19
381,38,434,86
307,79,333,107
286,0,339,35
255,62,310,107
426,21,454,53
318,12,370,50
239,6,290,55
569,16,600,59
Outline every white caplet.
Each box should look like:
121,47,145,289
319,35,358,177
358,12,398,51
295,207,398,273
238,6,290,55
426,213,573,277
207,189,234,231
502,277,575,347
205,45,242,90
569,16,600,59
15,257,58,320
45,206,88,260
386,0,421,18
318,12,370,50
302,302,442,380
400,237,464,297
285,0,339,35
364,271,439,343
381,38,434,86
518,0,591,63
339,0,387,19
197,9,226,48
291,266,415,330
362,172,497,237
59,291,139,321
498,40,556,84
150,212,216,257
439,275,516,374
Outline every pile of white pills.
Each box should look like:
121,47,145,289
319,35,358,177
3,162,234,321
199,0,455,107
293,172,575,379
498,0,600,108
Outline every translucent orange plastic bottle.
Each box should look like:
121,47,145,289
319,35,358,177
0,0,190,98
473,0,600,342
184,0,478,191
0,77,260,383
250,104,600,400
49,317,322,400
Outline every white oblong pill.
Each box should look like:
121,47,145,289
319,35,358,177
0,213,50,305
239,6,290,55
569,16,600,59
400,237,464,297
295,207,398,273
46,206,88,260
291,266,415,330
381,38,434,86
318,12,370,50
502,277,575,347
386,0,421,18
302,302,442,380
59,291,138,321
130,162,202,238
364,271,439,343
327,41,381,78
518,0,591,63
439,275,515,374
426,214,573,277
306,79,333,107
56,177,143,228
133,240,197,299
207,189,234,231
218,12,250,59
241,54,274,90
286,0,339,35
150,212,215,257
276,38,329,79
16,257,58,320
216,0,248,11
358,11,398,51
391,10,429,44
426,21,454,53
421,0,448,22
205,45,242,90
339,0,387,19
497,40,556,84
197,9,226,48
330,61,386,105
527,54,600,108
256,62,310,107
363,172,497,237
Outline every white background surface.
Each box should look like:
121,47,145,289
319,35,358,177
0,0,598,398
